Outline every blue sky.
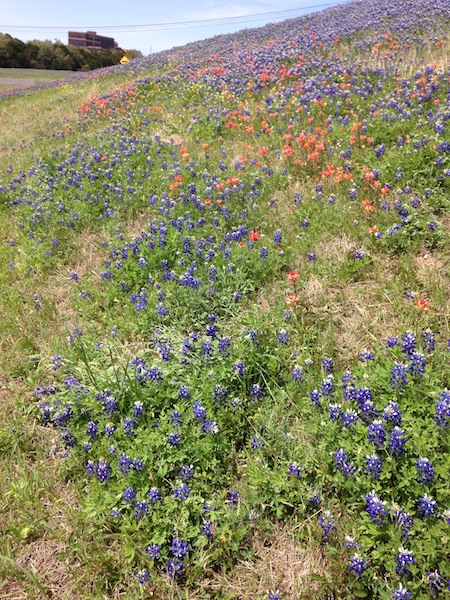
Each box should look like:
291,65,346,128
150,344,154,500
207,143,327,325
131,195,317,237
1,0,350,54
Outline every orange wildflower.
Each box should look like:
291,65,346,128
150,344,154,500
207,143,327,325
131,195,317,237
416,299,429,312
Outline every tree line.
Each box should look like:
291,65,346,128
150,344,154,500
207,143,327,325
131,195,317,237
0,33,142,71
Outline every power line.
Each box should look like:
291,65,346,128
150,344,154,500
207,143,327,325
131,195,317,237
0,2,348,34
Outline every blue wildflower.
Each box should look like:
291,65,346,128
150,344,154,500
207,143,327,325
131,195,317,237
395,547,415,576
349,554,368,577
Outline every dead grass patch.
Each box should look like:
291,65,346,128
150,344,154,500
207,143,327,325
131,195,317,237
200,525,327,599
14,538,76,600
327,280,400,362
316,234,357,262
416,252,450,287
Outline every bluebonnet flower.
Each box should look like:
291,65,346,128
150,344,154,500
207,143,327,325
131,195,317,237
309,389,321,408
60,428,75,448
365,490,387,525
168,432,181,446
358,399,377,423
147,487,162,505
278,330,289,344
368,420,386,448
348,554,368,577
388,427,407,455
170,410,183,426
321,375,335,398
250,383,263,400
123,487,136,502
341,407,359,430
307,251,317,261
391,507,414,538
122,417,136,436
390,363,408,389
134,500,149,521
95,459,111,483
392,584,412,599
435,389,450,427
401,331,416,358
409,351,426,376
422,329,436,353
322,357,334,374
366,454,382,479
167,559,184,578
291,366,304,381
173,482,190,500
327,403,341,421
37,402,53,424
202,419,219,434
218,336,232,355
213,384,227,403
132,458,145,472
202,340,214,357
386,336,398,348
135,569,151,584
250,435,264,450
86,460,96,476
156,342,171,361
288,462,302,477
273,229,283,244
99,390,118,415
426,571,446,596
201,519,215,539
133,401,144,418
374,143,385,157
86,421,98,439
360,349,374,362
179,464,194,480
382,401,402,425
268,591,281,600
318,510,336,540
344,535,360,548
118,453,132,474
51,355,64,371
233,361,246,378
228,489,241,505
417,494,437,517
395,547,415,576
171,538,189,557
334,448,356,476
147,543,161,559
155,303,168,318
192,401,207,420
260,246,269,260
309,493,322,506
416,458,434,484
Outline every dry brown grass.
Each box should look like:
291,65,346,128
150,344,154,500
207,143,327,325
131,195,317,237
198,525,328,600
315,234,358,263
328,280,401,362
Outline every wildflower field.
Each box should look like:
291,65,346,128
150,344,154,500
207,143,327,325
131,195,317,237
1,0,450,598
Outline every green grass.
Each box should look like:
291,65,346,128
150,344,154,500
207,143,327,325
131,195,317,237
0,68,74,82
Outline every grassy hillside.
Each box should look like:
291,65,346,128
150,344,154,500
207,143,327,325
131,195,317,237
1,0,450,598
